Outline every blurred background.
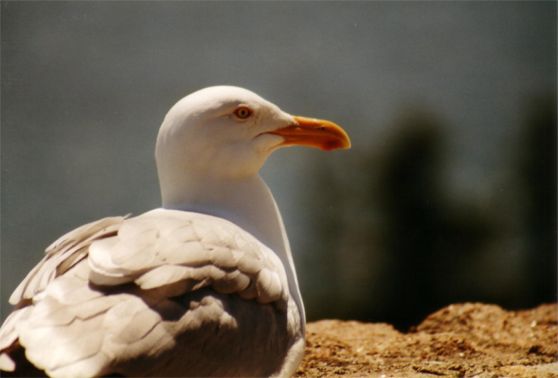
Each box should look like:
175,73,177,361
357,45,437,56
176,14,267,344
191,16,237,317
1,1,556,330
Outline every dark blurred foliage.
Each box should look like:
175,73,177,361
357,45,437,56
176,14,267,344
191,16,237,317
515,95,557,305
373,111,498,329
302,96,557,330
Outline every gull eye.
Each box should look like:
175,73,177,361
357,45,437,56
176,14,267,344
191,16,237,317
233,106,253,120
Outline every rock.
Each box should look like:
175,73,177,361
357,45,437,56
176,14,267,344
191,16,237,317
296,303,558,377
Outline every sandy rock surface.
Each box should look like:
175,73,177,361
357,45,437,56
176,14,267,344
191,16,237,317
296,303,558,377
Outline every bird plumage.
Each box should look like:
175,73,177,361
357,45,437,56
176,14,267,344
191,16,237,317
0,86,349,377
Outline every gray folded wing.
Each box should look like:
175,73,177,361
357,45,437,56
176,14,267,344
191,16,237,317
9,216,125,306
0,209,297,377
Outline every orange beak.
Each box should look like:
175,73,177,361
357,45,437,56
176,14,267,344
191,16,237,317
268,116,351,151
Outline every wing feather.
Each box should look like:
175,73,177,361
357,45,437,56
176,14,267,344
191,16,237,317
1,208,294,377
9,216,125,305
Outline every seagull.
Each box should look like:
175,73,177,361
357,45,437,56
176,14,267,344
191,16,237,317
0,86,350,377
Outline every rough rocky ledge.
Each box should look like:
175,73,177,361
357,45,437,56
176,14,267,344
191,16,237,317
296,303,558,377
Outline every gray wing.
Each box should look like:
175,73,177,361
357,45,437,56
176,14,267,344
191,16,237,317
9,215,125,306
0,215,125,369
0,209,301,377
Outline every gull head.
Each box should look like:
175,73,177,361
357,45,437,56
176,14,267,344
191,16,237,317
156,85,351,188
